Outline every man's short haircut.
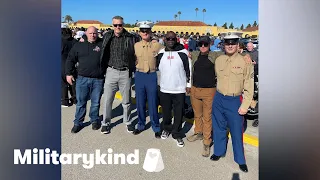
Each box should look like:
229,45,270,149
166,31,176,36
112,16,124,21
247,42,253,46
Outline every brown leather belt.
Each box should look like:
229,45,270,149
217,89,242,96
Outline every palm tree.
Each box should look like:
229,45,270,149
195,8,199,19
177,11,181,21
64,15,73,24
202,9,206,22
174,14,178,21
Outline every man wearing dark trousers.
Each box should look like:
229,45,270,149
61,27,77,107
156,31,192,147
66,26,104,133
210,32,254,172
246,42,259,127
132,21,164,138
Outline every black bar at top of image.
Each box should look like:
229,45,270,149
0,0,61,180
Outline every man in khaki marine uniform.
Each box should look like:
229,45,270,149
210,32,254,173
187,36,252,157
133,21,164,138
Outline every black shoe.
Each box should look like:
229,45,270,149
210,154,221,161
252,119,259,127
210,141,214,147
155,132,161,139
133,129,144,135
127,125,135,133
176,138,185,147
161,130,170,139
61,101,70,107
92,122,100,130
71,125,82,133
70,98,77,105
239,164,248,172
101,125,110,134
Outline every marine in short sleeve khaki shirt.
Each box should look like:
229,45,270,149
134,41,164,73
215,52,254,110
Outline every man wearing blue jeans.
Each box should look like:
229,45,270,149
65,26,104,133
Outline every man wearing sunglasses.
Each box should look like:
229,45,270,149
187,35,252,157
132,21,164,138
99,16,137,134
156,31,192,147
187,36,224,157
210,32,254,173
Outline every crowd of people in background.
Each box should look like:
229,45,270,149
67,26,258,54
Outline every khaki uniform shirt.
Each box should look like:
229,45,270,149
134,41,164,73
215,52,254,110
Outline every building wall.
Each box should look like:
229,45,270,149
125,26,241,36
70,23,102,29
242,30,259,38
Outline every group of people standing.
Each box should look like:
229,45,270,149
61,16,257,173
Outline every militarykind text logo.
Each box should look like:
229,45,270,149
14,148,164,172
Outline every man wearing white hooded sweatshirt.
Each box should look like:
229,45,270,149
156,31,192,148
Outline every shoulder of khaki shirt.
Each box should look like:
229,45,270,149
214,51,225,57
134,41,142,48
153,41,164,50
190,51,200,60
236,54,253,69
215,54,228,65
216,53,228,60
153,42,165,55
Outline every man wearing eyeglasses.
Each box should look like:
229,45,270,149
99,16,137,134
156,31,192,147
132,21,164,138
210,32,254,173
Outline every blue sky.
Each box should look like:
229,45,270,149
62,0,258,28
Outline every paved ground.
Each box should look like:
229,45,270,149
61,96,259,180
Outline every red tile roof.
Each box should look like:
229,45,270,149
242,26,258,32
155,21,208,26
74,20,103,25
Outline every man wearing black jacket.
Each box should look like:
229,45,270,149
65,26,104,133
99,16,136,134
61,28,77,107
246,42,259,127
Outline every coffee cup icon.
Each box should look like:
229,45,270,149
143,148,164,172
